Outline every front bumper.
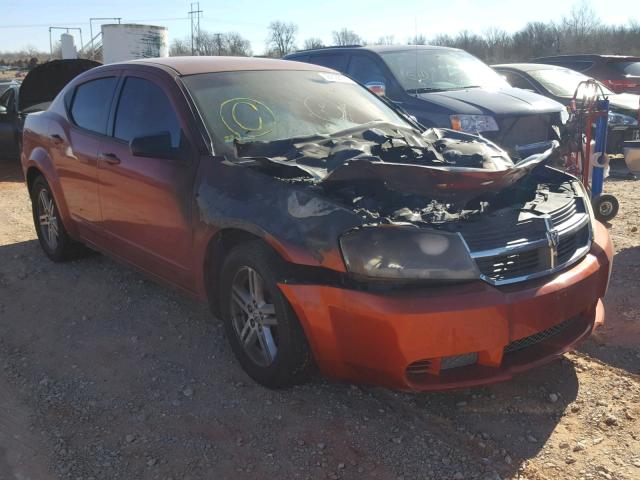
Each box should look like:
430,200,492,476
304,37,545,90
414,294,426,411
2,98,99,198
279,222,613,391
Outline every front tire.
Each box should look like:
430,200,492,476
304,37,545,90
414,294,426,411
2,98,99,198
31,175,88,262
219,241,314,388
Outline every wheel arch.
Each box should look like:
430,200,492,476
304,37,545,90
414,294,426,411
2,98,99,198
203,228,266,318
24,148,76,237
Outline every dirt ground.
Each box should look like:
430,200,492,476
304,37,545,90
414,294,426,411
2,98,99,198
0,158,638,480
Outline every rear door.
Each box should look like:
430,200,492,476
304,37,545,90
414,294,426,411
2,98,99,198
96,71,196,289
51,75,119,240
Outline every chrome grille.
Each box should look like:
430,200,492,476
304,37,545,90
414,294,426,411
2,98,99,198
462,195,592,286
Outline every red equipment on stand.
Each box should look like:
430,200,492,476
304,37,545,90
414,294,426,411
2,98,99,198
566,79,619,222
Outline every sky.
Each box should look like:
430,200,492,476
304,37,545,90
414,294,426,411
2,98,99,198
1,0,639,54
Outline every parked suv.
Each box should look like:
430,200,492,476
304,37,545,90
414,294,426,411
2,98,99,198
285,45,567,158
533,55,640,94
494,63,640,153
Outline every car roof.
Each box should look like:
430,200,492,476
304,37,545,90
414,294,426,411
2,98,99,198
287,44,459,56
122,56,334,76
492,63,573,72
534,54,640,61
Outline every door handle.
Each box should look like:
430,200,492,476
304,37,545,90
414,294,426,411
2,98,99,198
50,134,63,144
100,152,121,165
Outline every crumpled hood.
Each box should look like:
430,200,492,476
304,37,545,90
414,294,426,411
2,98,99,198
417,87,564,116
19,59,100,111
235,125,556,204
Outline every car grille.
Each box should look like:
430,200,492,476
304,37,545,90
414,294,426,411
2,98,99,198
493,114,553,151
460,195,592,285
503,316,579,354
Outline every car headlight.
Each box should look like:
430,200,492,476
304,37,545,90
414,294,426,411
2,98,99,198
340,227,480,281
608,111,638,126
450,114,499,133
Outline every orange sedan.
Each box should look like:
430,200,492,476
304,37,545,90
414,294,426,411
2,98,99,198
21,57,612,390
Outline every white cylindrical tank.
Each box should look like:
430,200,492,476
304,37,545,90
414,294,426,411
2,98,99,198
60,33,78,59
101,24,168,64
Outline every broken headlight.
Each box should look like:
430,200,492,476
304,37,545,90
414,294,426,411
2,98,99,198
340,227,481,281
450,114,499,133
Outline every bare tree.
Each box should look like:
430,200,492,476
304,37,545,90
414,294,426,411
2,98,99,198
266,21,298,58
373,35,395,46
408,34,428,45
303,37,325,50
332,28,362,46
170,31,251,57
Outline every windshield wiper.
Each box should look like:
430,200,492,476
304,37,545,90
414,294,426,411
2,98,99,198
408,85,483,94
406,87,448,94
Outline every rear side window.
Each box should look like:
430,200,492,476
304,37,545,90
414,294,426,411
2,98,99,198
309,54,348,72
113,77,181,148
347,55,386,85
70,77,117,134
0,88,15,110
611,61,640,76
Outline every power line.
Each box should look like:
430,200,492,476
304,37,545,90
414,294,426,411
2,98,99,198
189,2,203,55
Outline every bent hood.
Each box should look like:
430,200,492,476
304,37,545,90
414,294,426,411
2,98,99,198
19,59,101,111
235,125,556,205
418,87,564,116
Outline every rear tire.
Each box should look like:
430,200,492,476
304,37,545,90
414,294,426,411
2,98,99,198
219,240,314,388
31,175,90,262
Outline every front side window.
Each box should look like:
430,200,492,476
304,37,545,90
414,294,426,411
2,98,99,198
113,77,181,147
70,77,117,134
380,49,509,93
347,55,386,85
182,70,409,156
501,71,536,91
309,54,348,72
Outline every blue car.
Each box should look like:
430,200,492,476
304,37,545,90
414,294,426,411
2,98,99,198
285,45,567,158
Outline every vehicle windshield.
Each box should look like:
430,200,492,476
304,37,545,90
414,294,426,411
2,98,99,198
529,68,614,97
182,70,411,155
379,49,509,93
611,60,640,76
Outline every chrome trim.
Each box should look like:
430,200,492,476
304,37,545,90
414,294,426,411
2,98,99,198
471,211,592,287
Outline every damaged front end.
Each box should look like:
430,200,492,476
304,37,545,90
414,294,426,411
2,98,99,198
227,124,593,286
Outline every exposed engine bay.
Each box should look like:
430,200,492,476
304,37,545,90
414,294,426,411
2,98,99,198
234,124,573,230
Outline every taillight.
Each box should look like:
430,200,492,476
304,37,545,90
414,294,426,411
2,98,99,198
602,79,639,92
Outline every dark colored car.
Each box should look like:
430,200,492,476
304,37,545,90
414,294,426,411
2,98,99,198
0,59,99,158
21,56,611,391
285,45,567,159
494,63,640,153
533,55,640,95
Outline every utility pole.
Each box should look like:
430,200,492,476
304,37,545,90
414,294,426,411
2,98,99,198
189,2,203,55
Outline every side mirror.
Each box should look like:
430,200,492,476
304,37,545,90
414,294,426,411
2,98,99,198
130,132,182,160
365,81,386,97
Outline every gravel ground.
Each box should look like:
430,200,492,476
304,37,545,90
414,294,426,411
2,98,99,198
0,159,638,480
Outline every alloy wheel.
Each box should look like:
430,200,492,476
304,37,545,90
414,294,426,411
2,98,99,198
37,188,59,251
230,266,279,367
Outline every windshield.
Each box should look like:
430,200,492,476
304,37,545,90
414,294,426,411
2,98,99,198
182,70,410,155
380,49,509,93
611,61,640,77
529,68,614,97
